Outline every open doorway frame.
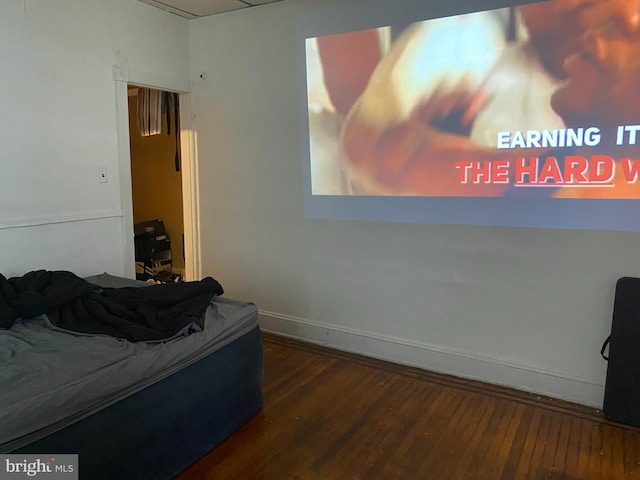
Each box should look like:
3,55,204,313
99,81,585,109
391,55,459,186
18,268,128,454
113,65,200,281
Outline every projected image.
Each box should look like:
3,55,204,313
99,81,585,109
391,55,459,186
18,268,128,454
306,0,640,199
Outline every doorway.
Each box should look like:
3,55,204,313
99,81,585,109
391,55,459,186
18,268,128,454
127,86,185,281
114,68,199,281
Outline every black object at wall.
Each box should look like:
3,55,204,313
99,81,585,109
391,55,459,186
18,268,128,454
134,219,172,281
602,277,640,427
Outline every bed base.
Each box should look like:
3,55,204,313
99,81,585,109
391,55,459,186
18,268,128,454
14,326,264,480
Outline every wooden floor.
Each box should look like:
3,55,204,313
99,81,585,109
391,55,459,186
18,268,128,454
176,333,640,480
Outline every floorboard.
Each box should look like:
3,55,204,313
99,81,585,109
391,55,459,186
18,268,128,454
175,333,640,479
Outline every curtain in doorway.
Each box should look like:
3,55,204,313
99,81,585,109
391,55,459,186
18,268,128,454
137,88,163,137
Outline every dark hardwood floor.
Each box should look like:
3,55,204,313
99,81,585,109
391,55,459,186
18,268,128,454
176,333,640,479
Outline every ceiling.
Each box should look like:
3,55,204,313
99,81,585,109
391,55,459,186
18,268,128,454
138,0,285,18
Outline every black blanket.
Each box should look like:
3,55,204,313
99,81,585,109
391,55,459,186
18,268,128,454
0,270,224,342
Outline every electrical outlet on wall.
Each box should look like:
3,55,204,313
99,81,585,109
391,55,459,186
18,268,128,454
97,167,108,183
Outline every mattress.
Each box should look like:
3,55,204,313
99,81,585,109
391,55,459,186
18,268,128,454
0,273,259,453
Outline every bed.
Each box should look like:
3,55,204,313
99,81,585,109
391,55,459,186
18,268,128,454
0,272,263,480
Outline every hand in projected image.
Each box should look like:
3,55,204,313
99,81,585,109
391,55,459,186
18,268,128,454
340,58,517,196
410,76,490,137
338,15,510,196
342,94,512,197
337,0,606,197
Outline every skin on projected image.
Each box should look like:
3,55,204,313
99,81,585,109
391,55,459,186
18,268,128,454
306,0,640,198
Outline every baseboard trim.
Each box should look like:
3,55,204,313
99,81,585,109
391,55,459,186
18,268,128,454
258,310,605,408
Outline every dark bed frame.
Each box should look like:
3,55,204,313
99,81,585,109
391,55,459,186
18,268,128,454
14,325,264,480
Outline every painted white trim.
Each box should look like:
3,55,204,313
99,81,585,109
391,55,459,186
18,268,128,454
113,66,199,280
179,95,201,281
113,66,191,94
258,310,605,408
114,76,136,279
0,210,122,230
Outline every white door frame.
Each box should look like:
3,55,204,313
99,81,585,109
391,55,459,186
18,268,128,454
113,65,201,280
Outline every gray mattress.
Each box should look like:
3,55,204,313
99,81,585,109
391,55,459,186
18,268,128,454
0,273,258,452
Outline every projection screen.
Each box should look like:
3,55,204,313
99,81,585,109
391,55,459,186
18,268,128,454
302,0,640,231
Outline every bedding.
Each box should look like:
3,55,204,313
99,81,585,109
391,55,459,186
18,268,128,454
15,325,264,480
0,270,223,341
0,272,263,476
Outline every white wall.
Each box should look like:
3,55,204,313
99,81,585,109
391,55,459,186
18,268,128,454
189,0,640,407
0,0,190,277
2,0,634,408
